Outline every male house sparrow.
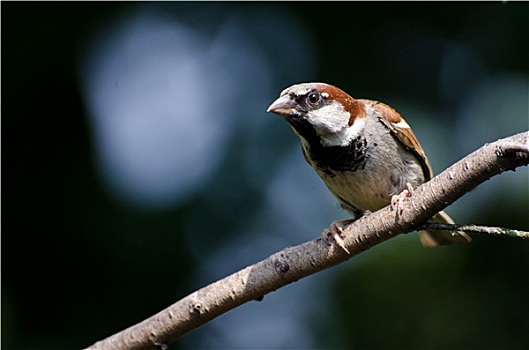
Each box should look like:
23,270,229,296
267,82,471,249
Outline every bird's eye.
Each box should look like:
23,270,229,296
307,92,320,105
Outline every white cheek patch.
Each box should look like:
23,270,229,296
309,103,350,133
343,116,367,141
309,103,367,147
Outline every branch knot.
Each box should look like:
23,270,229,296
274,258,290,275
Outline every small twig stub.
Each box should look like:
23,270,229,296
417,223,529,240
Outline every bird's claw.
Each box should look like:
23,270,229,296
391,182,414,217
322,219,353,254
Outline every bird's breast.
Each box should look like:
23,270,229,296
303,135,423,214
316,167,396,213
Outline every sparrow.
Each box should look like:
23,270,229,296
267,82,471,250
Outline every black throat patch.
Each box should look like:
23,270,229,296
289,118,369,176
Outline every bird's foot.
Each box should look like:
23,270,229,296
391,182,414,217
322,219,354,254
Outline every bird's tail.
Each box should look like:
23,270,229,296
418,211,472,248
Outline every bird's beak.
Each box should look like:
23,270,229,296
267,95,296,117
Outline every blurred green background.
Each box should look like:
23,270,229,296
2,2,528,349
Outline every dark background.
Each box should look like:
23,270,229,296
3,2,528,349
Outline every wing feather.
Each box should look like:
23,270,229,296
370,101,433,180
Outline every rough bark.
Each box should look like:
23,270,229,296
86,131,528,350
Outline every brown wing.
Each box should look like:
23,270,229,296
369,101,434,180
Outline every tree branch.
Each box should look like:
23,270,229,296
418,223,529,239
86,131,529,350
